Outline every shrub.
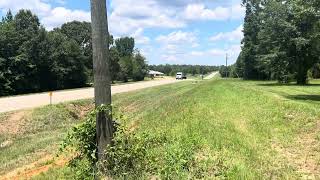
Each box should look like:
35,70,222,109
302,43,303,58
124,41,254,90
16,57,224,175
61,106,202,179
60,109,97,179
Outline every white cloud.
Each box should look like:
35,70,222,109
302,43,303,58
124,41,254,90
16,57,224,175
163,44,179,54
109,0,185,36
0,0,51,16
208,48,227,56
42,7,90,30
0,0,244,65
0,0,90,30
226,44,241,58
156,31,197,44
161,54,180,63
210,25,243,42
153,23,242,64
109,0,244,64
183,3,245,21
138,45,153,57
108,0,244,36
155,30,199,63
191,43,200,48
190,51,204,56
162,43,241,64
230,4,245,19
209,44,241,58
131,28,150,45
109,13,185,36
188,44,241,59
154,30,241,64
0,0,244,37
55,0,66,5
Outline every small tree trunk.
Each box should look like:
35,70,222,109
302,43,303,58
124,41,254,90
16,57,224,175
296,66,308,85
90,0,114,162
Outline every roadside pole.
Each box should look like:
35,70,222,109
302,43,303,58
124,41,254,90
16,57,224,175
90,0,114,169
49,92,52,105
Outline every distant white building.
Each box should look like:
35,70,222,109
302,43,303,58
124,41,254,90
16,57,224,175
148,70,164,78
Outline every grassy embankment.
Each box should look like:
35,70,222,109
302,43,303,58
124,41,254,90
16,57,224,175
0,78,319,179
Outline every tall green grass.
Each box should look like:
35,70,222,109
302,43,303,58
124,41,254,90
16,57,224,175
1,79,319,179
112,79,319,179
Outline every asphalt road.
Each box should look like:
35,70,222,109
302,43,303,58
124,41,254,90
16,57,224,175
0,72,219,113
0,78,178,113
204,71,219,80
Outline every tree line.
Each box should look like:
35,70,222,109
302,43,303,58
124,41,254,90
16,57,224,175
231,0,320,84
0,9,148,96
149,64,220,76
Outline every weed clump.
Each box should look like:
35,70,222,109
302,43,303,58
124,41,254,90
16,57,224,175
61,108,207,179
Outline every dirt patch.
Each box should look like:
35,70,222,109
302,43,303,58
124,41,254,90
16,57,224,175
66,103,94,120
272,121,320,178
232,117,248,134
1,154,53,179
121,103,140,113
190,147,228,178
127,120,141,134
0,111,29,135
0,154,71,180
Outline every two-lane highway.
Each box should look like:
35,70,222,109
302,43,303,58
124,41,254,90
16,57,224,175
0,78,178,113
0,72,220,113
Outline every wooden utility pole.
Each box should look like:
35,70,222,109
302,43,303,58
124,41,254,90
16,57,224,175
90,0,114,161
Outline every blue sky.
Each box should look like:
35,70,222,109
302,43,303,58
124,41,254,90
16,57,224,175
0,0,244,65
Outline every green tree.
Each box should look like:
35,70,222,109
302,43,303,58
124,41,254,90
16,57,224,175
115,37,135,57
0,12,18,95
59,21,93,80
118,56,133,82
148,64,219,76
60,21,91,47
109,47,120,82
240,0,261,80
7,10,42,94
310,63,320,79
290,0,320,84
20,28,52,91
48,31,87,89
58,21,115,83
132,50,148,81
238,0,320,84
1,10,13,23
256,0,294,82
0,9,149,96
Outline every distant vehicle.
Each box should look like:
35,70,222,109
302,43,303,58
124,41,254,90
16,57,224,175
176,72,187,80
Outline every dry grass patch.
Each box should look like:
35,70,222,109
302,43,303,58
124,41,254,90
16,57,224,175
0,111,30,135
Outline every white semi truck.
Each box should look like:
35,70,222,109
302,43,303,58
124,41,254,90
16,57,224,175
176,72,187,80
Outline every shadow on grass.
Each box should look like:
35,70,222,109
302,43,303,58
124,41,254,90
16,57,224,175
286,95,320,101
257,83,320,87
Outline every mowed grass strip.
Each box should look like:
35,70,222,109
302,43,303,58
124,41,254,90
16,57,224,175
112,79,320,179
0,101,93,174
1,79,320,179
